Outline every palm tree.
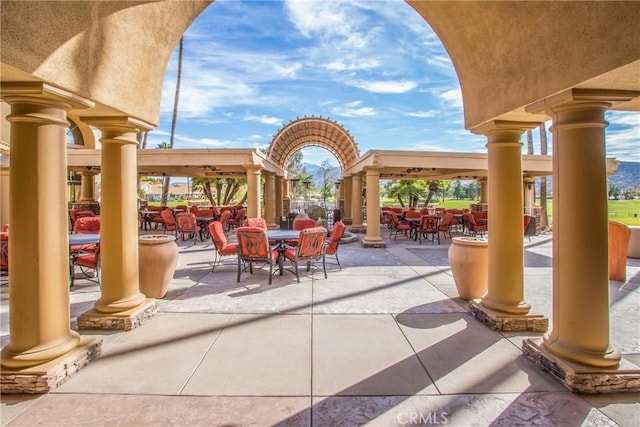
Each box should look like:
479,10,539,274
539,123,549,229
161,36,184,206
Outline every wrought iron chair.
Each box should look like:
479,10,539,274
419,215,440,244
235,226,279,284
175,212,201,244
438,212,454,240
282,226,327,283
208,221,237,271
161,209,177,236
464,212,487,237
70,242,100,288
325,221,346,270
388,211,411,240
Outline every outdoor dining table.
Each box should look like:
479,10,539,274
266,229,300,275
69,233,100,246
68,233,100,285
196,216,215,240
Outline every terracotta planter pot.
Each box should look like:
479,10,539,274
138,234,179,298
448,237,488,300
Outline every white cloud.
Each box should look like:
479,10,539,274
353,80,417,94
244,115,283,126
440,88,464,108
332,101,376,117
407,110,438,118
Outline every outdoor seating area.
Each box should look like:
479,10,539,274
2,227,638,426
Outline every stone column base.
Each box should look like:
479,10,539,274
349,226,366,233
523,338,640,394
77,299,158,331
469,300,548,332
1,337,101,394
361,239,386,248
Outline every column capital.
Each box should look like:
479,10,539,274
363,166,382,174
78,167,100,177
1,81,94,111
83,116,153,134
243,164,262,173
526,88,640,115
471,120,541,138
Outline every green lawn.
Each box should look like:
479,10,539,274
381,198,640,226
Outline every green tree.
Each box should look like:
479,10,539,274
608,183,622,200
317,159,338,204
452,180,465,200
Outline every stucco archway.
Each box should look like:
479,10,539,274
266,116,360,171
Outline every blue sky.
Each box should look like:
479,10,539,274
147,0,639,165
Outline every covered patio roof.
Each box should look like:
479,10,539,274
67,148,285,178
342,150,554,180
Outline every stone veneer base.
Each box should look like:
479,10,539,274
1,337,102,394
523,338,640,394
361,239,387,248
77,299,158,331
469,300,548,332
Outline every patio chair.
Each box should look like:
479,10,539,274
147,206,166,229
243,217,268,229
438,212,454,239
419,215,440,244
74,216,101,234
69,209,95,229
464,212,487,237
283,226,327,283
219,209,232,233
1,226,8,274
175,212,201,244
524,214,533,242
161,209,177,236
227,207,245,231
293,217,317,230
235,226,279,285
208,221,237,271
325,221,346,270
388,211,411,240
70,242,100,288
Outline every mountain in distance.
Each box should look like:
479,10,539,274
300,160,639,191
609,161,640,190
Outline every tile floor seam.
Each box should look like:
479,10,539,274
310,275,315,427
390,312,443,396
176,313,234,396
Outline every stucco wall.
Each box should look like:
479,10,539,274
408,1,640,128
1,1,211,124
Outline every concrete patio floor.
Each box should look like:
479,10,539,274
1,228,639,426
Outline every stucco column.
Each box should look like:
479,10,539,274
478,177,488,204
0,83,93,368
78,168,99,203
525,89,639,367
0,162,8,227
275,175,283,220
350,173,364,231
282,178,291,216
523,178,536,215
86,117,147,315
342,176,353,225
244,165,261,219
362,167,385,247
473,120,538,316
264,172,276,228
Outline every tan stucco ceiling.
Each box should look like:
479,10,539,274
343,150,553,181
67,148,285,178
